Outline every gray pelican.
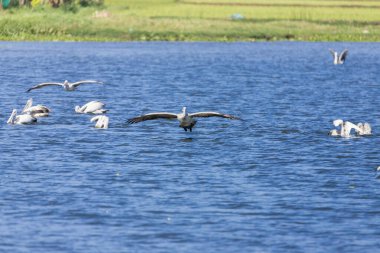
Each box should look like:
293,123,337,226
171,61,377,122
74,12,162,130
127,107,240,132
91,115,109,129
356,122,372,136
75,101,107,114
329,49,348,65
22,98,50,117
7,109,37,125
329,119,362,137
27,80,103,92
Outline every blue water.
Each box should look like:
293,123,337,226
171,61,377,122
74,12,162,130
0,42,379,253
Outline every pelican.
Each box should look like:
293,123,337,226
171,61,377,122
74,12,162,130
356,122,372,136
75,101,107,114
91,115,109,129
329,49,348,65
27,80,103,92
7,109,37,125
329,119,362,137
22,98,50,117
127,107,240,132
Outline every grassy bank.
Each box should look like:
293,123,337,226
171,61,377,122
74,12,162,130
0,0,379,41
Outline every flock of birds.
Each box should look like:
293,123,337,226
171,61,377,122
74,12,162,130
6,49,373,137
7,80,241,131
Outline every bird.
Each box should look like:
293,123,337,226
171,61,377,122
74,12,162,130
127,107,240,132
75,101,107,114
91,115,109,129
27,80,103,92
22,98,50,117
7,109,37,125
329,119,362,137
329,49,348,64
356,122,372,136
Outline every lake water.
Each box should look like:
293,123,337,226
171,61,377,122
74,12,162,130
0,42,379,253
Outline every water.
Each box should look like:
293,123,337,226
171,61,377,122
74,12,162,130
0,42,379,253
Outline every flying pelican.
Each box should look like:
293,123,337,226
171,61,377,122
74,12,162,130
329,49,348,65
91,115,109,129
22,98,50,117
329,119,362,137
75,101,107,114
7,109,37,125
356,122,372,136
27,80,103,92
127,107,240,132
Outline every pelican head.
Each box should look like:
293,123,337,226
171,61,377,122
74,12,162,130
7,109,17,124
333,119,343,127
75,105,82,113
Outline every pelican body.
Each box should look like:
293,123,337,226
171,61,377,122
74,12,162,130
75,101,107,114
329,49,348,65
7,109,37,125
91,115,109,129
27,80,103,92
357,122,372,136
22,98,50,117
329,119,362,137
128,107,240,132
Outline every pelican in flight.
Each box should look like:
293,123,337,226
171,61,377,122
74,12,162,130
75,101,107,114
356,122,372,136
7,109,37,125
91,115,109,129
27,80,103,92
22,98,50,117
127,107,241,132
329,119,362,137
329,49,348,65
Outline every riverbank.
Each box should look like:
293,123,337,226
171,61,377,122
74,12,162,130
0,0,379,42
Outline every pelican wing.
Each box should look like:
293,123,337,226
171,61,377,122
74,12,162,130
22,98,33,112
127,112,177,124
329,49,336,57
339,49,348,62
190,112,241,120
71,80,103,87
27,82,63,92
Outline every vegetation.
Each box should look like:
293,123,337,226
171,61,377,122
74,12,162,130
0,0,379,41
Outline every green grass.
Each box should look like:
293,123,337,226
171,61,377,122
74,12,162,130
0,0,379,41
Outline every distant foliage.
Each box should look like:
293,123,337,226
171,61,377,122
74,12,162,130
78,0,103,7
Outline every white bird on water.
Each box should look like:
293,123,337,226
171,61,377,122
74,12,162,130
27,80,103,92
7,109,37,125
22,98,50,117
127,107,241,132
329,119,362,137
356,122,372,136
329,49,348,65
75,101,107,114
91,115,109,129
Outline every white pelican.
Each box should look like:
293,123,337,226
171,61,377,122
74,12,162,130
329,49,348,65
127,107,240,132
356,122,372,136
329,119,362,137
91,115,109,129
75,101,107,114
7,109,37,125
22,98,50,117
27,80,103,92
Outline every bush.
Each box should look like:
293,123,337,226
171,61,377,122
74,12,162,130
78,0,103,7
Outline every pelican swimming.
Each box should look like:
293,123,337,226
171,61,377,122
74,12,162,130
75,101,107,114
127,107,240,132
91,115,109,129
329,119,362,137
22,98,50,117
7,109,37,125
356,122,372,136
27,80,103,92
329,49,348,65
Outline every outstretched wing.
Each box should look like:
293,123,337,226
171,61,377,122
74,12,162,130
189,112,241,120
71,80,103,88
127,112,177,124
339,49,348,62
329,49,336,57
27,82,63,92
